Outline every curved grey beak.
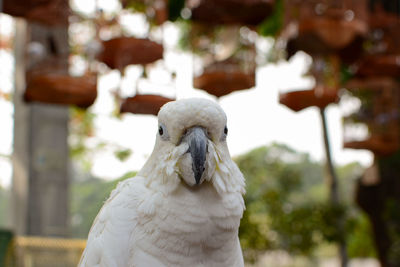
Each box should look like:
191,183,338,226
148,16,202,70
184,126,208,185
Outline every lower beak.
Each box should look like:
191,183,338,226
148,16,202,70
185,126,208,185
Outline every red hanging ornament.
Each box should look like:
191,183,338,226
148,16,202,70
342,77,400,155
2,0,69,26
279,88,338,112
24,73,97,108
282,0,368,62
98,37,164,70
190,24,257,98
120,94,174,116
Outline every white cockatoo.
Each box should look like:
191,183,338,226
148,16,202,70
79,98,246,267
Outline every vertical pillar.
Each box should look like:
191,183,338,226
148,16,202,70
12,20,70,237
12,18,29,236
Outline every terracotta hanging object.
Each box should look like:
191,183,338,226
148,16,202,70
282,0,368,61
344,136,399,156
356,55,400,77
193,61,256,98
2,0,69,26
342,77,400,155
345,77,399,92
188,0,275,25
279,87,338,112
279,56,340,111
344,77,399,124
190,24,257,98
354,8,400,77
120,94,174,116
98,37,164,70
24,73,97,108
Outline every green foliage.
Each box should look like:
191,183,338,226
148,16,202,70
336,162,363,202
340,64,355,85
235,143,376,262
114,149,132,162
124,0,147,13
257,0,284,37
346,212,377,258
118,171,137,180
176,20,191,52
384,198,400,264
0,229,13,267
69,107,96,171
70,107,95,139
236,144,323,260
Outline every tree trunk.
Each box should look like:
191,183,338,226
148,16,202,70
320,107,348,267
356,152,400,267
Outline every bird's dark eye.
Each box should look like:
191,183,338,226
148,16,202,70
158,124,169,141
224,126,228,135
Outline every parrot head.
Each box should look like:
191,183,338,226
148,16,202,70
157,98,228,187
140,98,245,194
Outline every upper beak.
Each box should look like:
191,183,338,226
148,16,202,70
184,126,208,185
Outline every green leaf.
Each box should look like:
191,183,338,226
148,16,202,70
257,0,284,37
114,149,132,162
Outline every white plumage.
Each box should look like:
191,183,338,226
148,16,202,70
79,98,246,267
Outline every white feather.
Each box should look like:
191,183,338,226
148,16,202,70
79,98,245,267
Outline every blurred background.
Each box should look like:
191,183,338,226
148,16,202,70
0,0,399,266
